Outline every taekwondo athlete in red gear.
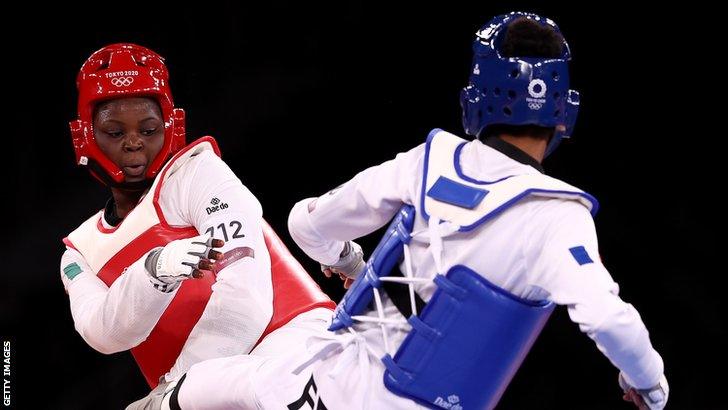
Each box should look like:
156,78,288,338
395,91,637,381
58,44,335,397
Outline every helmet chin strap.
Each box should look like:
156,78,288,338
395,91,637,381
87,159,154,191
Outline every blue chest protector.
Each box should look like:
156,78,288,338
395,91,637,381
330,205,554,410
382,262,554,410
330,130,597,409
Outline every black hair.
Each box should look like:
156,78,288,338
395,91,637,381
483,17,564,141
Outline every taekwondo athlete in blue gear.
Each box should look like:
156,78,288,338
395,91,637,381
292,12,669,410
152,12,669,410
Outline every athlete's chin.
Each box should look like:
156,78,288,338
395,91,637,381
123,174,147,184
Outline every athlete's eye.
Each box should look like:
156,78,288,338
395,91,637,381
141,127,159,136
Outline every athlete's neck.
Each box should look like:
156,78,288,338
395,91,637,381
497,134,548,163
110,187,149,219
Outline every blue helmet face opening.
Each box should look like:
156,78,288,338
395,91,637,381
460,12,580,156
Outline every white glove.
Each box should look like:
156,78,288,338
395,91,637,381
619,372,669,410
126,379,179,410
145,234,223,287
321,241,365,288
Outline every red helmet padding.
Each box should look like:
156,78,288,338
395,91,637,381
69,43,185,184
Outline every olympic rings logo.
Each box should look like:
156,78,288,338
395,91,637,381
111,77,134,87
528,102,543,110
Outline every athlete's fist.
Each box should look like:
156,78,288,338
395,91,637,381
321,241,365,289
619,372,669,410
145,234,224,284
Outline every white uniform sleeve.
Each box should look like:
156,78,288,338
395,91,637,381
60,247,177,354
164,151,273,379
288,144,425,265
526,200,664,389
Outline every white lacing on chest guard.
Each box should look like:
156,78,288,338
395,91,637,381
362,216,459,354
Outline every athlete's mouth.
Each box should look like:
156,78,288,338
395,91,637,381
122,164,146,176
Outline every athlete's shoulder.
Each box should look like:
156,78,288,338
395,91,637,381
162,137,229,185
530,196,597,232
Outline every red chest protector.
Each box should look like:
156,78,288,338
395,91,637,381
64,137,334,387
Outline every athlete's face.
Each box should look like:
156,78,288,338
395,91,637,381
93,97,165,183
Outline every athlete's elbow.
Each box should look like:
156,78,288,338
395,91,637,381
80,335,128,354
287,201,307,238
90,342,124,355
76,325,138,354
583,303,648,349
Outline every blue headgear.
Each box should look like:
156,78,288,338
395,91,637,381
460,12,580,156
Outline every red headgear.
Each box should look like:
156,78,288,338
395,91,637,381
69,43,185,186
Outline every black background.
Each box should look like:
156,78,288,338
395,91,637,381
2,1,724,409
